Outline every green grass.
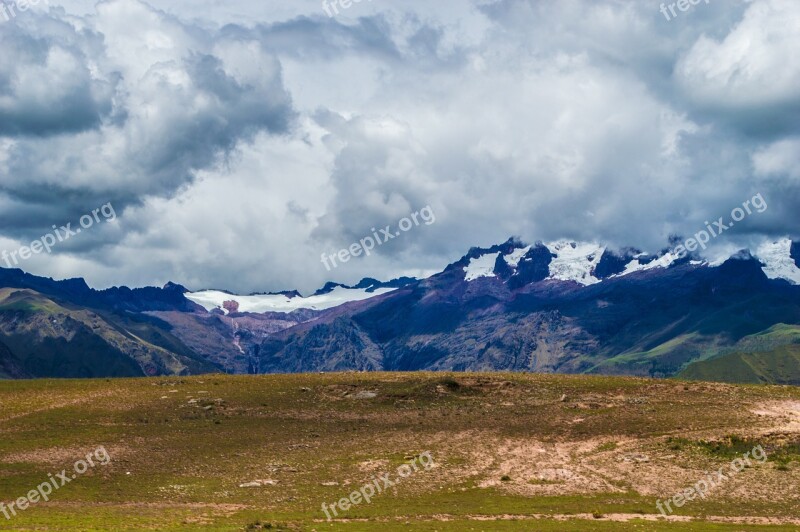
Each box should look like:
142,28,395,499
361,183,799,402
1,372,799,530
0,288,62,314
590,324,800,383
679,344,800,385
678,325,800,385
665,433,800,466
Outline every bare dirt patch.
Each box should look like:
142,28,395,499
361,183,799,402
751,400,800,435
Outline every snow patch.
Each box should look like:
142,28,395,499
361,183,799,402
756,239,800,285
186,286,396,314
545,241,605,286
463,252,501,281
503,246,532,268
615,250,681,277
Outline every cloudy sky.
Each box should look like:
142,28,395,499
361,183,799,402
0,0,798,294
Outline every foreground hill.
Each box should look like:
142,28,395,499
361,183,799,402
1,372,799,530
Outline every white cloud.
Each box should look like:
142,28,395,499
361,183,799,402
2,0,799,293
753,138,800,180
677,0,800,105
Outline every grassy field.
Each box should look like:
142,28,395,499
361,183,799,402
1,372,799,530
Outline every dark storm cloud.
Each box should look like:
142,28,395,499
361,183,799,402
0,22,114,136
0,0,296,242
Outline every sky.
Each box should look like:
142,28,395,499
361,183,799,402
0,0,798,294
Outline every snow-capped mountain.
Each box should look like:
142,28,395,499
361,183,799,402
185,277,417,315
461,240,608,286
253,236,800,380
460,237,799,287
1,236,799,381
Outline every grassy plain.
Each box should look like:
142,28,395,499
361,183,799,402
1,372,799,530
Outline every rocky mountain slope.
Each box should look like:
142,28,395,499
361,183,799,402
257,238,800,382
0,287,217,378
0,237,798,381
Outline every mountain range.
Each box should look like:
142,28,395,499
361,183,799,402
1,237,799,384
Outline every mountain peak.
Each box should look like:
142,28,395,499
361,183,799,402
163,282,188,292
457,238,679,287
453,235,800,288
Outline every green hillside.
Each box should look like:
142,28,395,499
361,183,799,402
0,289,216,379
679,325,800,384
679,344,800,384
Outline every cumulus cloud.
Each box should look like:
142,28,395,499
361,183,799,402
0,0,294,233
676,0,800,109
0,26,113,136
754,138,800,180
1,0,798,293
